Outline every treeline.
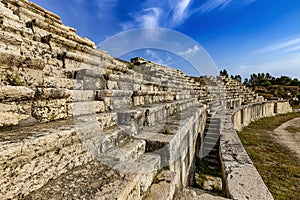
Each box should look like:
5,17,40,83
220,69,300,102
243,73,300,87
219,69,300,87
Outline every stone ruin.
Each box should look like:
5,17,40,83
0,0,292,199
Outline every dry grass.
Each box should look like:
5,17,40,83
238,112,300,200
285,126,300,133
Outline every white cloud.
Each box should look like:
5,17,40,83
257,37,300,53
121,0,194,29
145,49,164,63
138,8,162,27
172,0,192,24
178,45,200,56
196,0,256,14
200,0,232,13
283,45,300,53
119,22,135,30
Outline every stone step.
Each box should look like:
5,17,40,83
95,90,133,110
203,136,220,144
68,90,95,102
74,112,118,131
104,139,146,162
205,153,219,160
24,159,126,199
205,123,220,129
135,106,204,169
0,1,19,20
0,13,99,64
202,141,219,149
204,158,220,166
146,170,176,200
202,147,218,155
13,2,96,49
116,98,198,135
75,120,130,154
206,117,220,123
0,13,33,38
0,120,94,199
68,101,106,117
204,127,220,134
25,154,160,200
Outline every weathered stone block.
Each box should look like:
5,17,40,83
32,99,68,123
0,101,32,127
0,86,34,102
35,88,70,100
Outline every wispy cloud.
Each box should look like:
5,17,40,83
119,0,255,30
145,49,164,63
257,37,300,53
196,0,256,14
120,0,194,29
178,45,200,56
134,8,162,27
172,0,192,24
199,0,232,13
283,45,300,53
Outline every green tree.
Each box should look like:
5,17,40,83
220,69,229,78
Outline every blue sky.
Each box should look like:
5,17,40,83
31,0,300,79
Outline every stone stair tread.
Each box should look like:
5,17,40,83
116,98,199,135
204,158,220,165
203,142,218,149
204,135,220,140
104,139,146,161
203,137,220,143
74,119,130,154
0,119,74,143
24,159,130,199
206,154,219,160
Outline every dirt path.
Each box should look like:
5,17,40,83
273,117,300,159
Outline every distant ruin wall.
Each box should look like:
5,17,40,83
220,101,291,200
232,101,292,131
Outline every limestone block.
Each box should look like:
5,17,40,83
110,96,132,110
118,81,133,90
0,31,23,53
107,80,118,90
76,69,106,90
67,101,105,117
0,52,45,70
68,90,95,102
0,86,34,102
43,65,64,78
146,170,176,200
0,2,19,20
0,124,93,199
6,68,43,88
44,76,82,89
105,139,146,161
35,88,70,100
32,99,68,123
66,52,100,66
96,113,117,130
0,101,32,127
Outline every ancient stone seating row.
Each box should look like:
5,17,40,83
0,117,161,199
0,0,267,199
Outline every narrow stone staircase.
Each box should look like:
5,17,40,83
201,113,221,170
